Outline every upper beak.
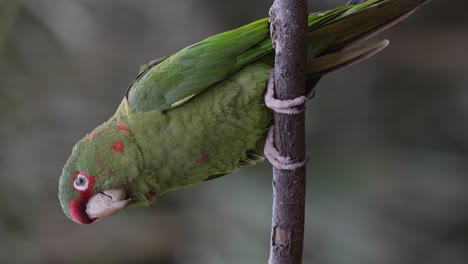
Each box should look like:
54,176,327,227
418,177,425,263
86,188,131,220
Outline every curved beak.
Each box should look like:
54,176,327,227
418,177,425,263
86,189,131,221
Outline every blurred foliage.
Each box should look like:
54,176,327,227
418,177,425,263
1,0,467,263
0,0,19,53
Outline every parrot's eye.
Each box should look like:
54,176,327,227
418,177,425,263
74,174,89,191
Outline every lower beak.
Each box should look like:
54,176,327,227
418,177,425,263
85,188,131,220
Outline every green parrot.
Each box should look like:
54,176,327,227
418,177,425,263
59,0,429,224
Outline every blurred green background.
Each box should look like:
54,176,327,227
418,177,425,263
1,0,467,263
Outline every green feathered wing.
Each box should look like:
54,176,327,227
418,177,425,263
127,0,428,112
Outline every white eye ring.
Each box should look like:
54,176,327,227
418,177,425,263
74,174,89,191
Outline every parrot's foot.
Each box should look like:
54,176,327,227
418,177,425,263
264,72,307,114
264,72,308,170
264,127,307,170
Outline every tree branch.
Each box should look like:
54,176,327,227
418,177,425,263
268,0,308,263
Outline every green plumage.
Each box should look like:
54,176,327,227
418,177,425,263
58,0,429,224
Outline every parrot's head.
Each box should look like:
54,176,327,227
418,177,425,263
59,122,153,224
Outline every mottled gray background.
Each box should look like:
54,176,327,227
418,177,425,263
1,0,467,263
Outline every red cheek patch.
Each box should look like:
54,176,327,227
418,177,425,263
111,140,124,153
144,190,157,203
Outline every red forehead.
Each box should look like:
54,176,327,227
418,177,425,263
69,171,98,224
69,197,96,224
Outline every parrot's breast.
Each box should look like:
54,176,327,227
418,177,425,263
120,62,273,194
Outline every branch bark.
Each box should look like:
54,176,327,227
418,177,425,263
268,0,308,263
